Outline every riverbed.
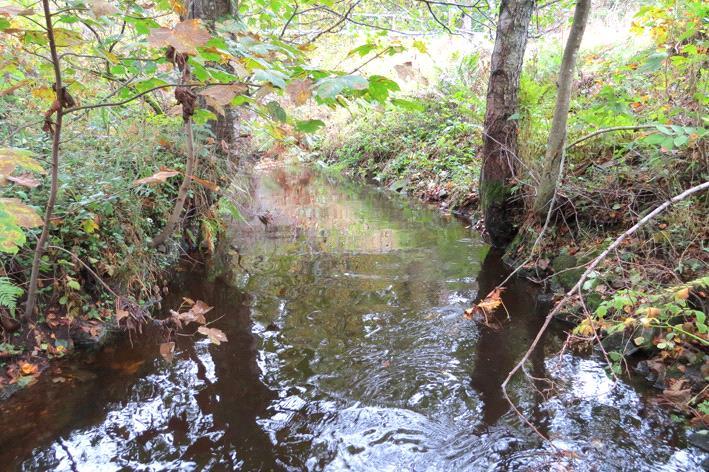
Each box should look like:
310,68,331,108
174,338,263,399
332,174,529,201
0,164,704,470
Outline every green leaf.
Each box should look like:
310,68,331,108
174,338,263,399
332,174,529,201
315,75,368,99
265,101,287,122
367,75,399,103
347,43,377,57
295,119,325,133
391,98,425,111
193,109,217,125
253,69,287,89
133,78,168,93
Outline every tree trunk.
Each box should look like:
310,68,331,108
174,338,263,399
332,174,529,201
25,0,64,321
188,0,237,148
479,0,534,247
150,118,196,248
533,0,591,216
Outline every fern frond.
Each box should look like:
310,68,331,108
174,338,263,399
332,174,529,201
0,277,24,312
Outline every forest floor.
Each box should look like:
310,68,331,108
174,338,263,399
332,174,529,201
0,106,231,397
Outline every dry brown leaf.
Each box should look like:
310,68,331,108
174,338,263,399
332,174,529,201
90,0,119,17
0,5,34,16
189,175,220,192
115,307,129,322
20,362,38,376
159,342,175,362
148,20,211,55
191,300,213,317
7,174,40,188
285,79,313,106
198,326,228,345
133,170,180,186
394,62,415,81
199,84,248,115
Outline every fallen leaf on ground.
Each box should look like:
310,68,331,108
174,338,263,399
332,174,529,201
20,362,38,376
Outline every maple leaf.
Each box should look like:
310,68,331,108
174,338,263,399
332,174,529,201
198,326,228,345
394,62,415,81
285,79,313,106
477,287,505,313
148,20,211,55
0,147,45,179
191,300,213,317
198,84,248,115
133,169,180,186
0,198,42,227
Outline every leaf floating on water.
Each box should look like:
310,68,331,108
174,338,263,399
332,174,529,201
159,342,175,362
198,326,228,345
477,287,505,313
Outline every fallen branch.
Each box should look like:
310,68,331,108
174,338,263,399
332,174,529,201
565,124,657,150
501,180,709,440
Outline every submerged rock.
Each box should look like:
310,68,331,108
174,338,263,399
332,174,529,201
552,254,584,290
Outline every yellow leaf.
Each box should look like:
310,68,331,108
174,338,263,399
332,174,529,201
0,198,42,227
169,0,187,16
675,287,690,300
53,28,85,47
0,147,45,177
20,362,38,376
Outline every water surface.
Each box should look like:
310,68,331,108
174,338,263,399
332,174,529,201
0,164,704,470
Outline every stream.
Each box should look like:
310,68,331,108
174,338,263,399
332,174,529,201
0,163,705,471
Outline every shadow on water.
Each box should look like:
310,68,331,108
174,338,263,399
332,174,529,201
0,163,704,471
470,248,550,428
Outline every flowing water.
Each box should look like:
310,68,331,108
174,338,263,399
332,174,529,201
0,164,705,471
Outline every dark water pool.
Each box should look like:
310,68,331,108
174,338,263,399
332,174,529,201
0,164,704,470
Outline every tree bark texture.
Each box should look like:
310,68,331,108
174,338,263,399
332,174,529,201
533,0,591,216
479,0,534,247
188,0,237,148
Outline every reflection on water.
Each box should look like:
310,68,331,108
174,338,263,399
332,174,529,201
0,164,704,471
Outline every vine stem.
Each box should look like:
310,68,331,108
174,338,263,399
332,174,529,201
501,180,709,441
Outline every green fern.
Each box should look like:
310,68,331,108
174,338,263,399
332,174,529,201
0,277,24,315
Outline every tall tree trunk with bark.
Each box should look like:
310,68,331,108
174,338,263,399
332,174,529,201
188,0,237,148
479,0,534,247
533,0,591,216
